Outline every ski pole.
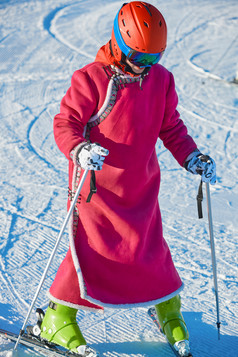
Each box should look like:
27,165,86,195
205,182,221,340
14,169,89,351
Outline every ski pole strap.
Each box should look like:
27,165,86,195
197,180,203,219
86,170,97,203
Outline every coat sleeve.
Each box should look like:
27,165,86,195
158,72,197,166
54,70,99,159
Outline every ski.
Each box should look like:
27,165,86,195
147,307,193,357
0,328,98,357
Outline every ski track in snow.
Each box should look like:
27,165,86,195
0,0,238,356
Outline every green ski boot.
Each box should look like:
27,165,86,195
39,301,98,356
155,295,191,356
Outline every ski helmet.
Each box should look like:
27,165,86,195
111,1,167,68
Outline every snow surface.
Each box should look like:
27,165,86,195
0,0,238,355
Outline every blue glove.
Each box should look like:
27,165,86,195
185,151,216,185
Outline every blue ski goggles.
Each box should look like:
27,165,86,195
113,9,164,68
126,50,164,68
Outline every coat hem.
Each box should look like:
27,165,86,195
81,283,184,309
47,284,184,310
47,292,104,313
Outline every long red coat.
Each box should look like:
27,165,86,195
49,43,197,310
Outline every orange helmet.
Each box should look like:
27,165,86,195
111,1,167,67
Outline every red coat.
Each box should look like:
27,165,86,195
49,43,197,310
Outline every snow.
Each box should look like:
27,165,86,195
0,0,237,355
